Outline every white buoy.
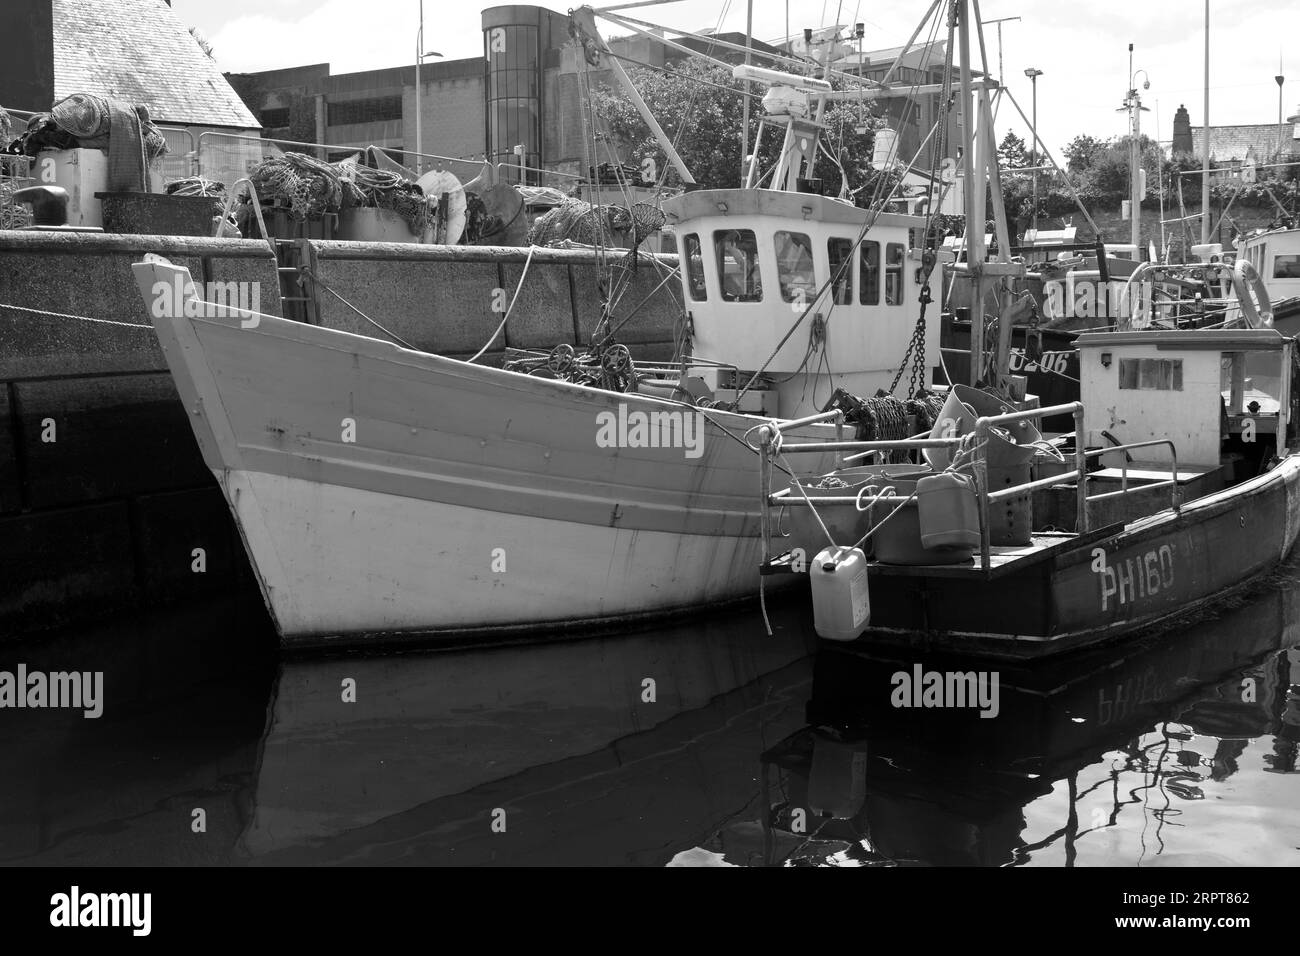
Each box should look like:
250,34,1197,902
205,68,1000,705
871,128,899,170
809,546,870,642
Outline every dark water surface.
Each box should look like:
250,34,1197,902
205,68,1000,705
1,573,1297,867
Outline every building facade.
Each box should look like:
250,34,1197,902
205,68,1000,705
1172,102,1300,163
226,5,951,188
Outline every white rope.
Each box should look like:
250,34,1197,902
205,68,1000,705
0,302,153,329
469,244,536,364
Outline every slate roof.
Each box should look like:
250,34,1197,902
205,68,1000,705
1187,123,1293,162
52,0,259,129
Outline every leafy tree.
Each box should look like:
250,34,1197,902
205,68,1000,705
997,132,1031,169
1062,134,1107,174
588,59,886,196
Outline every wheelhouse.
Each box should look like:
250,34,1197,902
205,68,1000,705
663,188,938,419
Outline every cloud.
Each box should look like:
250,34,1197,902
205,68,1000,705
183,0,1298,153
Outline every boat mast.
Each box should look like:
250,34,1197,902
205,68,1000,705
957,0,986,385
1201,0,1210,243
570,6,697,185
741,0,753,185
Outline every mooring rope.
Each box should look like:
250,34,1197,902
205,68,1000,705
468,244,537,364
0,302,153,329
298,267,418,351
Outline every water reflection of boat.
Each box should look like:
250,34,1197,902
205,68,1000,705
0,594,276,865
239,605,816,862
753,573,1300,866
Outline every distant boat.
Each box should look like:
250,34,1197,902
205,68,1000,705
1235,224,1300,334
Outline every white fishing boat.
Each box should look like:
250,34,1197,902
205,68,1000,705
746,1,1300,660
1236,224,1300,333
131,8,946,648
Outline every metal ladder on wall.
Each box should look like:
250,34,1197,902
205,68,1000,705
217,178,321,325
274,238,318,325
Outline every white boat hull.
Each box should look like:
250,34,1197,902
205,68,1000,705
133,259,838,647
221,468,773,642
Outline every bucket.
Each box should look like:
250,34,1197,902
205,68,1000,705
782,463,930,559
923,384,1043,471
870,478,976,566
917,472,981,550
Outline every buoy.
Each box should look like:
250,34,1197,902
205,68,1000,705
871,128,898,170
916,472,980,550
810,546,870,642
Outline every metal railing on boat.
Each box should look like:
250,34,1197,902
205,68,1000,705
758,402,1186,573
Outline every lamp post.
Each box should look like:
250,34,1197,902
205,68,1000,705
1024,67,1042,232
413,0,443,173
1278,61,1286,160
1120,44,1151,252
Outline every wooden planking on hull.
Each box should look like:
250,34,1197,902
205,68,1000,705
133,259,841,642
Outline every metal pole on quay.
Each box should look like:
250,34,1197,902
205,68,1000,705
413,0,443,175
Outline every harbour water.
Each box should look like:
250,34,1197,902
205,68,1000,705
1,571,1296,868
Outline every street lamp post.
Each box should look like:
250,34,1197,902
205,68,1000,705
1278,61,1286,160
413,0,443,174
1024,67,1042,233
1120,44,1151,253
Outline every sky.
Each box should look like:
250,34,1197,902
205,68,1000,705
174,0,1298,156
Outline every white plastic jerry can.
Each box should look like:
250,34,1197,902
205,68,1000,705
810,546,870,642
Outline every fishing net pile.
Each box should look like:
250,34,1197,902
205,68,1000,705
823,387,946,442
165,176,227,198
0,107,32,227
528,199,665,248
247,152,432,232
0,178,33,228
3,94,166,193
339,163,430,234
248,152,344,221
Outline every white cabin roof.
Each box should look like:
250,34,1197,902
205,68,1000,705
662,188,923,231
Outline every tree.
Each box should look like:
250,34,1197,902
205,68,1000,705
997,132,1031,169
588,59,886,195
1063,134,1107,174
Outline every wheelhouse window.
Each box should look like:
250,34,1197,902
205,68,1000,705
859,241,880,305
1274,254,1300,279
683,233,707,301
885,242,905,305
828,238,854,304
1119,358,1183,391
775,231,815,303
714,229,763,302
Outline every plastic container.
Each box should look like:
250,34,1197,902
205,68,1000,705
871,478,976,566
924,384,1042,470
783,463,930,559
917,472,980,549
336,207,419,243
97,191,221,236
35,149,162,228
810,546,870,641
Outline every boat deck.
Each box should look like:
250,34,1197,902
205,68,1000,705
867,524,1125,580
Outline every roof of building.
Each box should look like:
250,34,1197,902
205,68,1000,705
52,0,259,129
1186,123,1293,162
836,39,958,72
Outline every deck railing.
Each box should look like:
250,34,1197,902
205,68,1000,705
759,402,1185,572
